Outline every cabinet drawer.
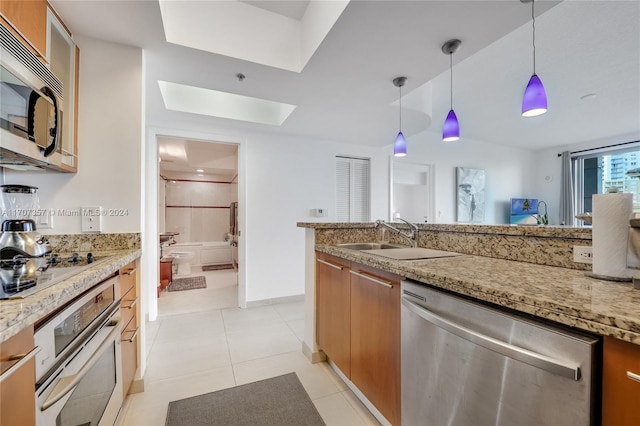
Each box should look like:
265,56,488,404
119,261,137,298
1,325,37,426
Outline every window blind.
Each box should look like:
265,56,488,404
336,156,370,222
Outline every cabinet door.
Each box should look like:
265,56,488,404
0,0,47,58
119,260,139,397
121,316,139,398
315,252,351,377
602,336,640,426
0,325,36,426
350,264,401,426
47,8,78,172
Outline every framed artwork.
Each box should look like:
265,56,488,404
510,198,539,225
456,167,485,223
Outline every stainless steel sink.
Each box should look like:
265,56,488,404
335,242,407,250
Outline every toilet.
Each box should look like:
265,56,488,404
169,251,195,276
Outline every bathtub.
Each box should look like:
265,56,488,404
167,241,233,267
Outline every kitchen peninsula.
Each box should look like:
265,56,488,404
299,222,640,426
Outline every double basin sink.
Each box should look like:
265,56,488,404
335,242,463,261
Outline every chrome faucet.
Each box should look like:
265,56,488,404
375,219,418,247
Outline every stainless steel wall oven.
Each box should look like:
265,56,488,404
34,275,123,426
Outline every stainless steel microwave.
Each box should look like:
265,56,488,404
0,22,66,171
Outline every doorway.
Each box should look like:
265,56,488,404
156,136,239,316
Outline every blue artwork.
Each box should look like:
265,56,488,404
510,198,538,225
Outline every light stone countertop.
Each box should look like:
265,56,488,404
316,245,640,345
298,222,592,239
0,249,141,343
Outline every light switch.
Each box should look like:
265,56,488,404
81,206,103,233
38,209,53,229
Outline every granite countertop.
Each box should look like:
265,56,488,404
0,249,141,343
316,244,640,345
298,222,592,239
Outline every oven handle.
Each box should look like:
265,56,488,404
41,319,120,411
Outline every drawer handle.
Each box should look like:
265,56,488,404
350,270,393,288
317,259,344,271
628,371,640,383
0,346,40,384
121,327,139,343
123,267,137,276
122,297,138,309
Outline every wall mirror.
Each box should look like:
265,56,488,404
389,157,435,223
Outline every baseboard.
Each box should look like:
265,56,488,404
128,378,145,395
327,359,391,426
302,341,326,364
246,294,304,307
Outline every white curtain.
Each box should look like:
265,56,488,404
559,151,575,225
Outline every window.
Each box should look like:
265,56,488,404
336,156,370,222
574,146,640,216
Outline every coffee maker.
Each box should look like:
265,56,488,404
0,185,50,259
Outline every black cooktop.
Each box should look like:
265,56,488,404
0,253,113,300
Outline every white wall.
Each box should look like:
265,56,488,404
401,130,536,224
3,36,143,234
146,120,389,303
533,131,640,225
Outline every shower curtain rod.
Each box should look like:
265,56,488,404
557,140,640,157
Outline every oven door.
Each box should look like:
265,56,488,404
36,308,123,426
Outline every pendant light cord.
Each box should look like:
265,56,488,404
531,0,536,74
399,84,402,131
449,53,453,109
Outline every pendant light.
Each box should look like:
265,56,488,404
441,39,461,142
521,0,547,117
393,76,407,157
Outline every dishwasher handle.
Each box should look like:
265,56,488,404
401,297,581,381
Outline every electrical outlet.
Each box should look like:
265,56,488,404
573,246,593,264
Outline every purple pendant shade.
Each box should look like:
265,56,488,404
442,109,460,142
522,74,548,117
394,131,407,157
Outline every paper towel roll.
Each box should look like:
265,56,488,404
592,193,633,278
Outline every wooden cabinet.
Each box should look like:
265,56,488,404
316,252,352,377
315,252,402,425
0,325,37,426
160,258,173,289
47,7,78,172
0,0,48,59
602,336,640,426
350,263,401,426
119,261,139,398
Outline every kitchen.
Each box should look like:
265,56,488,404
1,1,639,425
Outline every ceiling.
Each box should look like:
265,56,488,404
50,0,640,153
158,136,238,182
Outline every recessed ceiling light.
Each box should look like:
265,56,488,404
196,169,204,172
580,93,597,101
197,174,203,177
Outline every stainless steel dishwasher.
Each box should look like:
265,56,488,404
401,279,600,426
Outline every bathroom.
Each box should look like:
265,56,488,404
158,136,239,312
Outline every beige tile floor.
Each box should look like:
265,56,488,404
117,268,379,425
